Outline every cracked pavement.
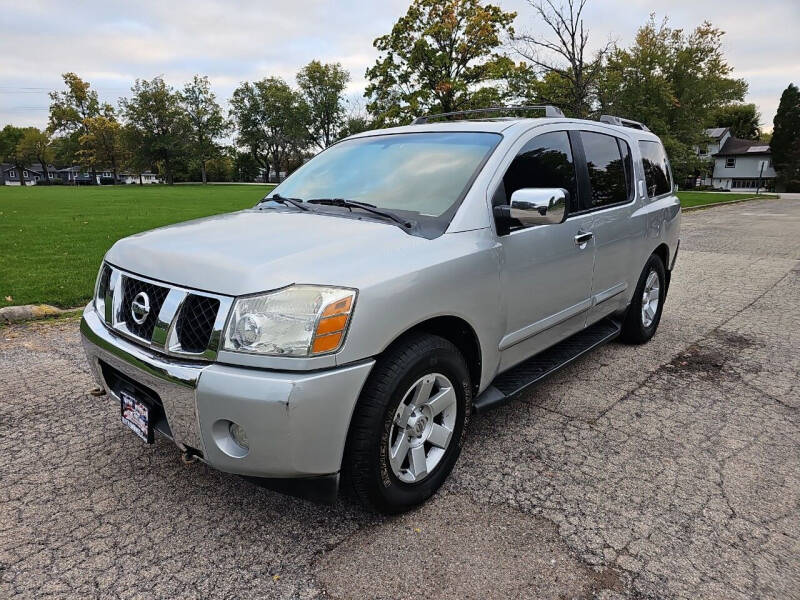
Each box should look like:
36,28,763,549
2,196,799,599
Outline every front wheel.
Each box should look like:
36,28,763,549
342,333,471,513
620,254,666,344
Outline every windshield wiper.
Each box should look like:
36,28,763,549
307,198,413,229
259,193,309,211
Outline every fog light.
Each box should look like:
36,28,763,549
229,422,249,449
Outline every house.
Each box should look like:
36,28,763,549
710,138,775,192
694,128,731,186
0,164,49,185
118,172,162,184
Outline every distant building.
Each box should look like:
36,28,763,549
118,172,163,184
1,164,41,185
693,128,774,192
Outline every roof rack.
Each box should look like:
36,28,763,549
412,105,565,125
599,115,650,132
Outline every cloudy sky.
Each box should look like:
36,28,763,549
1,0,798,132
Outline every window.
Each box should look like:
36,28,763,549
9,170,16,178
272,132,501,224
580,131,630,208
495,131,578,212
23,170,28,178
638,140,671,197
725,157,736,168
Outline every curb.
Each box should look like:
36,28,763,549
0,304,82,324
683,195,775,212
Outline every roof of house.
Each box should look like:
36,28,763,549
713,137,771,157
704,127,730,140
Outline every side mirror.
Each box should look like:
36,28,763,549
495,188,568,227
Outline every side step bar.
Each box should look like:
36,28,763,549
473,317,622,413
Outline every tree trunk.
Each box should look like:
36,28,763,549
40,160,50,184
201,160,208,184
139,173,143,185
91,166,97,185
17,163,26,186
111,156,118,183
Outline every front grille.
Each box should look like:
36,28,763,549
175,294,220,353
121,276,169,340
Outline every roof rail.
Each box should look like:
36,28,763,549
599,115,650,132
412,105,565,125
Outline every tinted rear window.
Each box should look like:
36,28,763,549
581,131,629,207
639,140,671,197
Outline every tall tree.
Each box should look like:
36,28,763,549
48,73,101,181
0,126,33,186
229,77,309,182
512,0,610,118
597,16,747,184
771,83,800,192
297,61,350,149
180,75,229,184
79,116,126,181
17,129,53,184
364,0,517,125
710,103,760,139
120,77,188,185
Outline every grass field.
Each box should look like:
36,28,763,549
0,184,273,308
0,184,775,309
676,191,776,208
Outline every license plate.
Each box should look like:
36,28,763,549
120,389,154,444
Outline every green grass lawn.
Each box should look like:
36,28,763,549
676,191,776,208
0,184,273,308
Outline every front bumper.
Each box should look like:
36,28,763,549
80,305,374,485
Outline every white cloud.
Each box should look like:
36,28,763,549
0,0,797,131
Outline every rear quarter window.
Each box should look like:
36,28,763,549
638,140,672,198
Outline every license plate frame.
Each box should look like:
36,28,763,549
120,388,154,444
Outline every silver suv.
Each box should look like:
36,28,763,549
81,106,680,513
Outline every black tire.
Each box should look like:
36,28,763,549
342,332,471,513
620,253,666,344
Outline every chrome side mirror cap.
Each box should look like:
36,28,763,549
508,187,568,226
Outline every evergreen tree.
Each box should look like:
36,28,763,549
770,83,800,192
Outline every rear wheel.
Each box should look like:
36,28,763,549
342,333,471,513
620,254,666,344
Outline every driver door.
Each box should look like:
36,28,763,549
494,130,596,371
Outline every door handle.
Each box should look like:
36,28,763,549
574,231,593,246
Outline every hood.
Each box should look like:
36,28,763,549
105,209,427,296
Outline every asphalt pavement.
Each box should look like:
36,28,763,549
1,196,798,599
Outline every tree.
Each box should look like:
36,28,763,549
771,83,800,192
364,0,517,125
297,61,350,150
120,77,188,185
180,75,229,184
0,126,35,186
598,16,747,184
79,116,126,181
512,0,610,118
229,77,309,182
710,103,760,139
17,129,54,184
48,73,101,181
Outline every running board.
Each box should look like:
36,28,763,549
473,317,622,413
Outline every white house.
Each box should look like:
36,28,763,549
711,137,775,192
119,172,163,184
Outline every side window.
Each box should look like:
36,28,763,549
580,131,629,207
618,138,634,201
638,140,671,198
495,131,578,212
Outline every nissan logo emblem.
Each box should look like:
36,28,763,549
130,292,151,325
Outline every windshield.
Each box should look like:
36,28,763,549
266,132,501,223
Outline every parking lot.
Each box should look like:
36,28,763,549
1,196,798,599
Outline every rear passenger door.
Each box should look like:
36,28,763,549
575,130,639,324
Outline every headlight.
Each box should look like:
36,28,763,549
222,285,356,357
94,263,111,315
